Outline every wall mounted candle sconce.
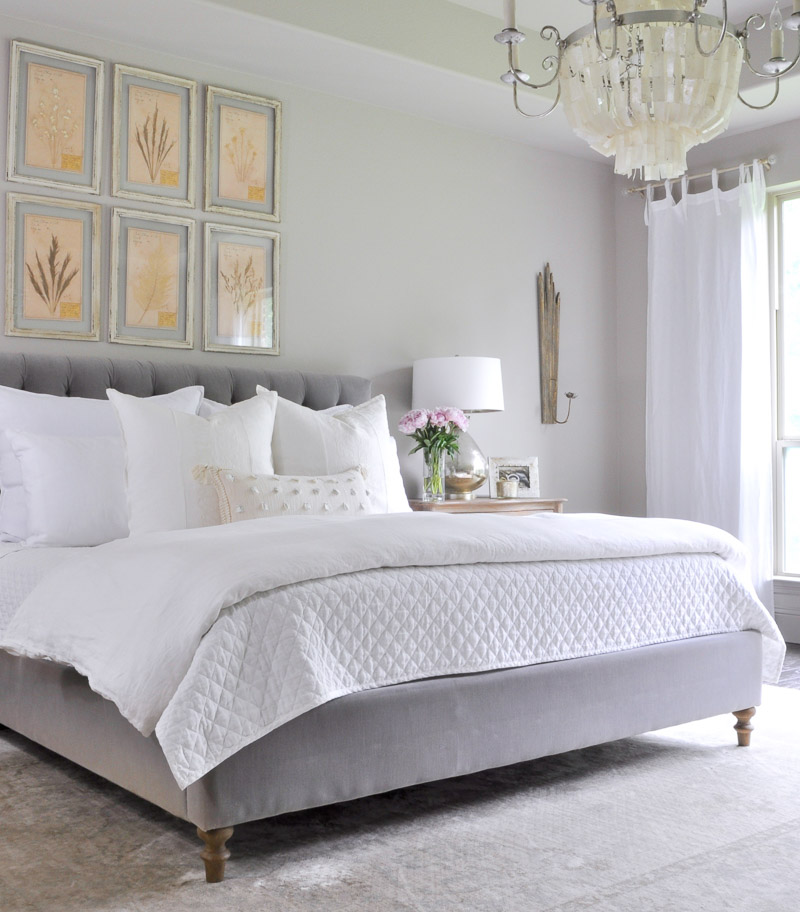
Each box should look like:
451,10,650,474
538,262,576,425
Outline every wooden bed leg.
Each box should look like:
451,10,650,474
733,707,756,747
197,826,234,883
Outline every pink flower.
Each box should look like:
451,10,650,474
429,409,449,428
398,409,429,435
443,407,469,432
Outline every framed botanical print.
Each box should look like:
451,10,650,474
110,208,195,349
203,222,279,354
6,193,100,340
112,65,197,207
204,86,281,222
7,41,104,193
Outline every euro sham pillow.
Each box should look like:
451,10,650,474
8,432,128,547
196,466,376,523
0,385,203,542
109,389,279,534
258,389,410,514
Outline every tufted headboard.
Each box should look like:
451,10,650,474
0,354,372,409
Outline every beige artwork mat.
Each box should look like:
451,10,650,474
126,84,182,188
124,227,180,329
217,104,268,203
216,240,268,337
24,63,87,173
23,213,84,321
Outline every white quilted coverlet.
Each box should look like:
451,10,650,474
0,512,784,789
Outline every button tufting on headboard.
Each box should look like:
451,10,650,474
0,354,372,408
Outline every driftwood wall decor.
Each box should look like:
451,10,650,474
537,263,576,425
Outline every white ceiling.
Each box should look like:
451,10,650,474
1,0,797,173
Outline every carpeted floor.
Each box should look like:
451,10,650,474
2,682,799,912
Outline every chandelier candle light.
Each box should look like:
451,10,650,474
495,0,800,180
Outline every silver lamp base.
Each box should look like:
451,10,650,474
444,430,488,501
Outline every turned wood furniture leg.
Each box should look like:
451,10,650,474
733,707,756,747
197,826,234,883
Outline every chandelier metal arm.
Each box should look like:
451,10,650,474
738,78,781,110
691,0,727,58
512,79,561,119
739,13,800,79
504,27,563,91
591,1,619,61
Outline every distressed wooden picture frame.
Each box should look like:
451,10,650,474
110,208,195,349
7,41,104,194
112,65,197,207
204,86,281,222
203,222,280,354
488,457,540,499
6,193,101,341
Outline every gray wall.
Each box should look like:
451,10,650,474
614,117,800,518
0,14,621,512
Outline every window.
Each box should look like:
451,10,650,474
773,190,800,576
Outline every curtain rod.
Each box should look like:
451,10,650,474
624,155,776,196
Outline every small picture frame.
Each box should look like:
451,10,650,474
7,41,104,194
6,193,101,341
112,65,197,207
489,457,540,499
203,222,280,354
204,85,281,222
110,208,195,349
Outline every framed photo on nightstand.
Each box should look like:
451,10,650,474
488,457,540,499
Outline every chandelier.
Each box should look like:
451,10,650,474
495,0,800,180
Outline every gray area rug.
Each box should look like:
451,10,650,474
2,685,799,912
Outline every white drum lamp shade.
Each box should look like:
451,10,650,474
411,357,504,413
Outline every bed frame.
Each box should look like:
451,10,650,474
0,354,762,883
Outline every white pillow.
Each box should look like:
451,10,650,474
198,398,353,418
0,385,203,542
196,465,376,523
8,432,128,547
259,390,410,514
109,389,279,534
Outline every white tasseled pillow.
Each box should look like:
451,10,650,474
194,466,375,523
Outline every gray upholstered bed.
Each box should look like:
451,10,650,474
0,354,764,884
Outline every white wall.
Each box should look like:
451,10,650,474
614,116,800,518
0,13,622,512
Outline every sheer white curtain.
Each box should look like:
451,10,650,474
646,162,773,609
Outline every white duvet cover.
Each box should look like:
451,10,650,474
0,512,784,789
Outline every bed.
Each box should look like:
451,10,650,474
0,353,784,884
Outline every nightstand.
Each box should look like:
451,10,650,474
409,497,566,516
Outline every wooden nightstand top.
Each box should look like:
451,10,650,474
409,497,566,515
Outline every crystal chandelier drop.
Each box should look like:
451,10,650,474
495,0,800,181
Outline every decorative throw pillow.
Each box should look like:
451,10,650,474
8,432,128,547
0,385,203,542
109,389,278,534
195,466,375,523
259,390,410,514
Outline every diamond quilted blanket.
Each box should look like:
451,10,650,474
0,512,784,788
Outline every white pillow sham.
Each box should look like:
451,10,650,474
0,385,203,542
260,389,410,514
110,389,279,534
8,432,128,547
196,465,375,523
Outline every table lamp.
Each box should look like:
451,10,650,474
411,356,504,500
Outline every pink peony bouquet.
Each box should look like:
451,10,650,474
398,407,469,457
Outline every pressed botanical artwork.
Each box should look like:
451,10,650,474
127,85,180,188
24,63,87,173
23,214,83,321
124,228,180,329
217,241,270,341
218,105,268,203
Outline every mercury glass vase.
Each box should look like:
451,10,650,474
422,449,446,502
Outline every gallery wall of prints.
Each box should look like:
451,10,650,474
4,39,282,355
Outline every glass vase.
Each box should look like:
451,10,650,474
422,449,446,502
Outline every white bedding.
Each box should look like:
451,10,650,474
0,512,784,789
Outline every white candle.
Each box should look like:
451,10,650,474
504,0,516,30
771,1,785,57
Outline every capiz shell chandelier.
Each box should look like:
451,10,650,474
495,0,800,181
